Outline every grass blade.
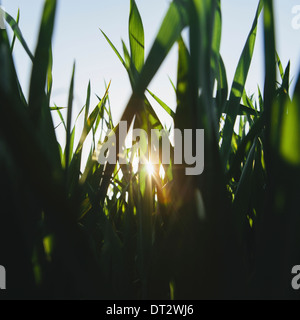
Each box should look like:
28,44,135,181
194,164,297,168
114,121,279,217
65,63,76,169
147,89,175,118
220,0,263,168
9,9,20,54
28,0,56,120
133,0,189,95
4,10,34,61
129,0,144,73
100,30,126,69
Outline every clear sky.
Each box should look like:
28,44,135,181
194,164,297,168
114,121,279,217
2,0,300,139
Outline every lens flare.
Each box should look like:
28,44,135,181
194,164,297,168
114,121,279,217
146,161,154,176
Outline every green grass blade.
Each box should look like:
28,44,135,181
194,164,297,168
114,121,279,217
220,0,263,168
65,62,76,169
216,55,228,117
56,106,67,131
263,0,277,158
118,0,190,145
279,98,300,166
226,114,265,182
75,82,110,155
168,75,176,93
100,30,126,69
147,89,175,118
129,0,144,73
28,0,58,151
258,85,264,111
295,69,300,98
281,61,290,94
9,9,20,54
133,0,189,95
50,106,65,111
84,81,91,127
189,0,220,141
276,52,284,80
212,0,221,57
175,36,191,131
211,0,222,96
122,40,135,87
2,11,27,106
4,10,34,61
122,40,131,70
232,140,256,240
47,45,53,98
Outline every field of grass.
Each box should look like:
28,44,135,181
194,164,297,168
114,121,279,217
0,0,300,300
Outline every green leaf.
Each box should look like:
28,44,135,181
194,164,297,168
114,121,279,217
232,141,257,240
122,40,135,87
117,0,190,155
276,52,284,80
175,36,191,131
47,45,53,98
122,40,131,70
27,0,61,170
211,0,222,57
56,106,67,131
4,10,34,61
101,30,126,69
65,62,76,169
211,0,222,95
129,0,144,74
220,0,263,169
279,98,300,166
215,55,228,118
85,81,91,126
147,89,175,118
263,0,277,153
75,82,111,156
9,9,20,54
226,114,265,182
50,106,65,111
189,0,220,140
133,0,189,96
28,0,57,122
281,61,290,94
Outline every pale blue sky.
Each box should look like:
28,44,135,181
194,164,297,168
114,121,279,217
2,0,300,133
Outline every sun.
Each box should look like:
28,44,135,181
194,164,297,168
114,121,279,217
146,161,155,176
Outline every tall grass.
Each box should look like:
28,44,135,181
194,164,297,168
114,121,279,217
0,0,299,299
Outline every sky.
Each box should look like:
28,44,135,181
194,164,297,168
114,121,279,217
2,0,300,145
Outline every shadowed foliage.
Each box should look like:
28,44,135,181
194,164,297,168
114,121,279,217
0,0,300,300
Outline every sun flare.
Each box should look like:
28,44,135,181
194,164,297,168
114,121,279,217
146,161,155,176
